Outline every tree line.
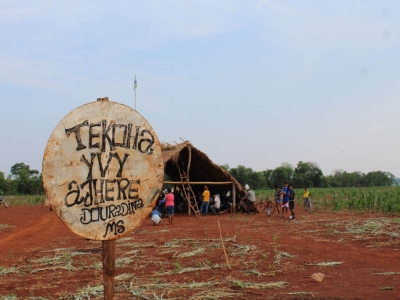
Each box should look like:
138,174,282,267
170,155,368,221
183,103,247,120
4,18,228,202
0,161,397,195
221,161,397,190
0,163,44,195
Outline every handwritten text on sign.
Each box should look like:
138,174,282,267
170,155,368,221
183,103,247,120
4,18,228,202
43,101,163,240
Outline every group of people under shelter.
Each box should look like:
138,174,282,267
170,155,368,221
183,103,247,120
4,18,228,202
150,182,311,224
150,185,235,225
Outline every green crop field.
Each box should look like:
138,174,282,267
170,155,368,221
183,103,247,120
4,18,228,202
4,187,400,215
254,186,400,215
1,195,46,206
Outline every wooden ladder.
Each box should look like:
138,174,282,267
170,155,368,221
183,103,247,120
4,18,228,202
178,167,201,218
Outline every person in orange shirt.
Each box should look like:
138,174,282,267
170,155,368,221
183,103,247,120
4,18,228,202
200,186,210,216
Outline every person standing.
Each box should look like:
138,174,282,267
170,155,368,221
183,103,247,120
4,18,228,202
225,191,233,213
210,194,221,215
303,187,310,210
289,184,296,220
157,192,166,217
200,186,210,216
244,184,256,214
282,181,290,216
165,188,175,225
274,185,282,216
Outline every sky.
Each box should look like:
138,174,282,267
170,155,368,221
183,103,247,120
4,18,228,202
1,0,400,177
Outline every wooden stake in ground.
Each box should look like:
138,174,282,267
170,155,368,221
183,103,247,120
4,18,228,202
102,240,116,299
218,220,230,268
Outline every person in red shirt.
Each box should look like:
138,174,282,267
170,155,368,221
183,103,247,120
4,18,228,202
165,188,175,225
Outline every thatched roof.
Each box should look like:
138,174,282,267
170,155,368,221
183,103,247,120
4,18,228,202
162,141,245,196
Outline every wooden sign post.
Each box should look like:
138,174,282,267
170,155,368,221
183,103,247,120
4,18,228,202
43,98,163,299
102,239,116,299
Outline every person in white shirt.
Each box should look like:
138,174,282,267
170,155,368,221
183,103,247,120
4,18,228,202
243,184,256,214
210,194,221,215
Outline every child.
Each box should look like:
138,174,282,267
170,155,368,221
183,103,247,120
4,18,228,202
274,185,282,216
303,188,310,210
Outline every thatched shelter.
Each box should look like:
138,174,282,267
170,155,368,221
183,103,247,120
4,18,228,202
162,141,245,214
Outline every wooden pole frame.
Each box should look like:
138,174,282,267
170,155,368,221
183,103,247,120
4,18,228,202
187,146,191,181
163,181,234,185
187,147,191,215
232,182,236,214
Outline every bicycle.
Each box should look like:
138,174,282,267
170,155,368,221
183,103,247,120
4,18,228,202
0,193,9,208
305,197,316,212
255,197,276,216
234,198,257,215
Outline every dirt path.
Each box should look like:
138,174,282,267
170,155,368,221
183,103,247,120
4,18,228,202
1,209,53,246
0,207,74,254
1,206,400,299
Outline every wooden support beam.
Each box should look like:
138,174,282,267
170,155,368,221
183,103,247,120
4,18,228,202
163,181,234,185
187,146,191,181
232,182,236,215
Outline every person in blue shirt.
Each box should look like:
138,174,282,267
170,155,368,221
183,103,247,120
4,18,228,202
282,181,290,216
157,193,166,217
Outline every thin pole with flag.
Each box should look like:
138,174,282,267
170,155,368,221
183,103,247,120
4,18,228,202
134,75,138,110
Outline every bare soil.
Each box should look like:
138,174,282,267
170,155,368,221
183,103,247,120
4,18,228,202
1,205,400,299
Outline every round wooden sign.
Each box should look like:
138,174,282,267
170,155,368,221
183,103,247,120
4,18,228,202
43,100,164,240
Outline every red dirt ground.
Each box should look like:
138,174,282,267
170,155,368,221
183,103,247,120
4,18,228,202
1,205,400,299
